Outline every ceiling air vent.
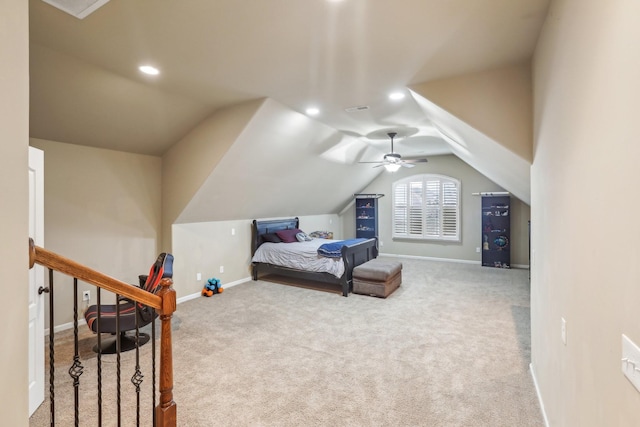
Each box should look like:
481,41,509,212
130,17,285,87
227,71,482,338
41,0,110,19
345,105,370,113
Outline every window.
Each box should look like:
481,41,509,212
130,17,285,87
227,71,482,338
393,174,460,241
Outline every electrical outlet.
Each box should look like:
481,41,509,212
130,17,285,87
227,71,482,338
476,247,481,253
83,290,91,302
231,228,235,236
219,266,224,273
622,334,640,393
196,272,202,281
561,317,567,345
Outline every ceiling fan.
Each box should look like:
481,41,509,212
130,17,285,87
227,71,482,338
359,132,428,172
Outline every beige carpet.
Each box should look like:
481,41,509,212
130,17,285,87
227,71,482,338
31,257,543,426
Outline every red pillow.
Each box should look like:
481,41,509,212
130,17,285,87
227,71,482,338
276,228,302,243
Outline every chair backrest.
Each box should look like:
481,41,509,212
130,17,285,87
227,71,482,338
139,253,174,295
136,253,174,323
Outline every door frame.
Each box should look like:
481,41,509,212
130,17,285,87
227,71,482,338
28,146,45,416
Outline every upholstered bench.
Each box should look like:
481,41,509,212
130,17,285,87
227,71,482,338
352,258,402,298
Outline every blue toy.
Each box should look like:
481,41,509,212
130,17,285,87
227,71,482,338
202,277,224,297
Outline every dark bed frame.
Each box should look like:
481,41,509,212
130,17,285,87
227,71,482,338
251,217,378,296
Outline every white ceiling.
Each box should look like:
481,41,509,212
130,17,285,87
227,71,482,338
29,0,550,160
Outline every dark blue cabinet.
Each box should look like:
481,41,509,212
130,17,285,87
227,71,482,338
355,194,382,239
481,195,510,268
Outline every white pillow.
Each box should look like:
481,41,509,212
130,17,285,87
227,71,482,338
296,232,313,242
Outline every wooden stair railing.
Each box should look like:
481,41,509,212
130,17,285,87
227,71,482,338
28,238,177,427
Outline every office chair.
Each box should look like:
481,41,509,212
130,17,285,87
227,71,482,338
84,252,173,353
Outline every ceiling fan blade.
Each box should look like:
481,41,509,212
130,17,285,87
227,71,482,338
360,133,427,169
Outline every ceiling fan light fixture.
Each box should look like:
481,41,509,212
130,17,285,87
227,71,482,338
384,163,401,172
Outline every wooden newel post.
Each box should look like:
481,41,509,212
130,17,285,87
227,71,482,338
155,277,177,427
29,238,35,269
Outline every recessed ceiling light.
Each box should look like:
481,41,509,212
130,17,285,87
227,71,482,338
306,107,320,116
389,92,405,100
139,65,160,75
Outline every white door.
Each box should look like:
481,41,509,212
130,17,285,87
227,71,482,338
28,146,45,416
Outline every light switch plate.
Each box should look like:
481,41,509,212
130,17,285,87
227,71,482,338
622,334,640,393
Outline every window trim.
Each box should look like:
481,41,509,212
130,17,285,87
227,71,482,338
392,174,461,242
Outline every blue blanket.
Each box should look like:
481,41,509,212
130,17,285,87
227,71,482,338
317,238,367,258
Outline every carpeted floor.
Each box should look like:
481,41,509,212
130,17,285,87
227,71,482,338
30,257,543,426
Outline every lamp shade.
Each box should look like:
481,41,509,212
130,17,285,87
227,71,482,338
384,163,401,172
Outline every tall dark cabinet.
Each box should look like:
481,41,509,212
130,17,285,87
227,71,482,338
481,195,511,268
355,194,383,239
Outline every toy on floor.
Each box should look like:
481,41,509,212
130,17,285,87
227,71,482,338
202,277,224,297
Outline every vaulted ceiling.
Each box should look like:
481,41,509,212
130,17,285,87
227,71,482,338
29,0,550,214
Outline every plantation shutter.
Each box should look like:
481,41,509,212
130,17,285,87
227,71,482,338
408,180,423,236
393,183,408,235
442,181,459,239
424,179,441,237
392,174,460,241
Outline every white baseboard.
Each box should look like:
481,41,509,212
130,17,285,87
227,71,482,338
176,276,251,304
45,317,87,337
529,363,550,427
47,277,254,334
379,253,530,270
379,252,480,265
512,263,530,270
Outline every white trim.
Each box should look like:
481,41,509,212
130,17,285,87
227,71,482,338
380,253,530,270
512,264,530,270
45,318,87,337
176,292,202,304
379,252,479,265
176,276,252,304
46,277,255,335
529,363,550,427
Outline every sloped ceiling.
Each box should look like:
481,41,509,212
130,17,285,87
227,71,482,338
412,91,531,204
29,0,550,153
177,98,382,223
28,0,548,219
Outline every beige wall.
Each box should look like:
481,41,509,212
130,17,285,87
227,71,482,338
531,0,640,425
341,154,530,266
0,0,29,424
412,62,533,163
173,219,254,299
171,214,341,299
161,99,264,250
29,138,162,327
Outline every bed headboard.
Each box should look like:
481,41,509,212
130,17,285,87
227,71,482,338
251,217,300,256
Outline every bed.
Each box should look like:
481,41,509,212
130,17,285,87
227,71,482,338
251,217,378,296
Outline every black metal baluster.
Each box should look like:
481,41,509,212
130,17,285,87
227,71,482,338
96,287,102,425
48,268,55,427
68,278,84,427
131,306,143,427
116,293,121,427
